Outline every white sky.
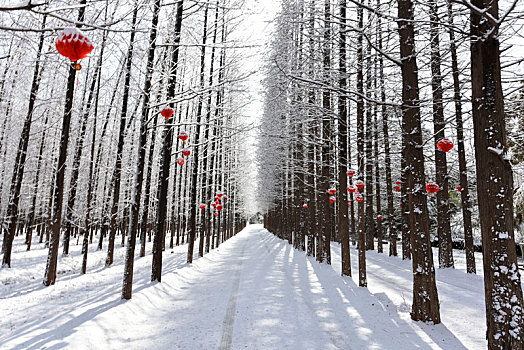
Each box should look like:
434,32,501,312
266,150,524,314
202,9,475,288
234,0,280,215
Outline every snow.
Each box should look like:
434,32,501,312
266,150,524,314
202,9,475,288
0,224,506,349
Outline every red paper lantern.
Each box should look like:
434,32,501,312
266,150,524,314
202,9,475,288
377,215,383,220
395,179,403,185
303,204,308,209
199,204,206,210
328,187,336,195
216,192,224,198
214,212,219,217
347,185,357,193
329,196,336,204
211,202,217,208
355,180,364,191
347,169,356,177
55,28,94,63
178,131,189,142
457,185,462,192
355,193,364,202
222,195,227,200
399,203,402,208
161,108,174,120
182,148,191,157
395,185,401,192
426,181,440,194
216,204,223,212
437,138,454,153
177,157,185,166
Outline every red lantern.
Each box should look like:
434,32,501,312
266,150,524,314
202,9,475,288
457,185,462,192
377,215,383,220
395,185,401,192
329,196,336,204
437,138,454,152
347,169,356,177
426,181,440,194
222,195,227,200
303,204,308,209
347,185,356,193
199,204,206,210
178,131,189,142
177,157,185,166
214,212,219,217
355,193,364,202
182,148,191,157
55,28,94,63
328,187,336,195
74,63,82,71
399,203,402,208
216,192,224,198
211,202,217,208
216,204,223,212
355,180,364,191
161,108,174,120
395,179,403,185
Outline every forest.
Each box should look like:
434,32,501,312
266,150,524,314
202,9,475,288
1,0,524,349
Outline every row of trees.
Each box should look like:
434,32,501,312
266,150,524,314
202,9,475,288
0,0,250,299
259,0,523,348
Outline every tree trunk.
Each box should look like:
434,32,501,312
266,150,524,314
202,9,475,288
338,0,351,276
1,15,47,267
152,0,184,282
187,3,210,264
43,2,86,285
397,0,440,323
429,0,453,269
470,0,524,346
122,0,162,299
106,1,139,267
447,0,475,274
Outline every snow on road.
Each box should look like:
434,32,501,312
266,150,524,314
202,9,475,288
1,224,489,349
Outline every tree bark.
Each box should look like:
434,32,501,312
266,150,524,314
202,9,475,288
338,0,351,276
106,1,139,267
43,1,86,285
2,14,47,267
152,0,184,282
429,0,453,269
397,0,440,323
469,0,524,346
447,0,475,274
122,0,162,299
187,3,210,264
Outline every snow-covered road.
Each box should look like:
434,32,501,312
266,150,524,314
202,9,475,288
1,224,488,349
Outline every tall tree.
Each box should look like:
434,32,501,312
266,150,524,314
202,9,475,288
429,0,453,269
338,0,351,276
43,1,87,286
446,0,475,274
122,0,162,300
106,0,139,267
397,0,440,323
187,2,210,264
356,3,367,287
469,0,524,346
1,14,46,266
152,0,185,282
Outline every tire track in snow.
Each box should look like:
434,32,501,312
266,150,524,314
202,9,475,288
218,240,247,350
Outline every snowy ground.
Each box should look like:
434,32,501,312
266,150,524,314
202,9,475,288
0,224,500,349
